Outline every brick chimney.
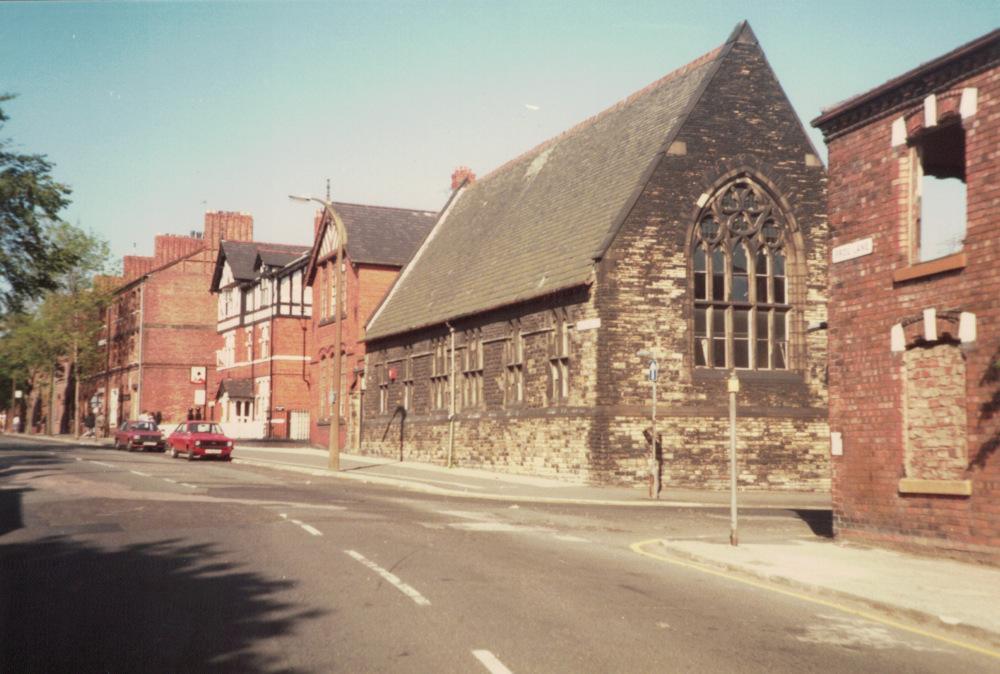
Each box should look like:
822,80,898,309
203,211,254,252
451,166,476,190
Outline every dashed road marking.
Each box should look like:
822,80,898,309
630,539,1000,661
553,534,589,543
163,478,177,484
473,649,514,674
345,549,430,606
129,470,151,477
279,513,323,536
178,482,197,489
89,461,115,468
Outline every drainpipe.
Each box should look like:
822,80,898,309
447,321,456,468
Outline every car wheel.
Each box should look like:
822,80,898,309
186,448,194,461
170,445,178,458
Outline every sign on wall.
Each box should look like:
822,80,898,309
190,366,206,384
832,238,873,264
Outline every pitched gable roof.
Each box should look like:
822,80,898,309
305,202,437,284
366,25,750,341
210,241,310,292
216,378,254,400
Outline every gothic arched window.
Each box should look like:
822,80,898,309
693,179,791,370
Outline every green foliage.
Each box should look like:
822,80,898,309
0,93,77,313
0,224,112,407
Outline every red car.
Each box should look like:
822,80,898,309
113,420,165,452
167,421,234,461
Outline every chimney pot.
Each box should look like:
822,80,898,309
451,166,476,191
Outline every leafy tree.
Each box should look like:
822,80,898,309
0,224,112,432
0,93,78,314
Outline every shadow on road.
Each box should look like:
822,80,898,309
791,509,834,538
0,535,325,672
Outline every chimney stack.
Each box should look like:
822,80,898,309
451,166,476,191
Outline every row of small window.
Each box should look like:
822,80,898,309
376,337,570,414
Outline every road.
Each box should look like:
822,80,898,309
1,437,994,673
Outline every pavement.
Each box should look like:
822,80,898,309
12,431,1000,653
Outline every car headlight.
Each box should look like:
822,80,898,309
195,440,202,447
226,441,233,448
132,434,140,441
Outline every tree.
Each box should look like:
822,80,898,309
0,224,112,433
0,93,78,314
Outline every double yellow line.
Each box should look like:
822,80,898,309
630,539,1000,661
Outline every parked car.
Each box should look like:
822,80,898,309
113,420,165,452
167,421,234,461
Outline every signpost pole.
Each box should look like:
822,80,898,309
728,371,739,546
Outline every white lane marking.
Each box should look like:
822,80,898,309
129,470,151,477
344,549,430,606
89,461,115,468
74,457,83,462
449,522,550,534
553,534,589,543
473,650,514,674
437,510,489,520
278,513,322,536
178,482,197,489
163,478,177,484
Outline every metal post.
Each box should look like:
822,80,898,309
728,371,739,546
652,377,660,499
329,217,343,471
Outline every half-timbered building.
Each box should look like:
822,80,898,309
210,240,312,439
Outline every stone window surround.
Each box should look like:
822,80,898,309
890,87,977,283
890,307,977,497
690,172,803,373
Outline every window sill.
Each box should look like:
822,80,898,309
892,252,966,283
898,478,971,497
692,369,802,383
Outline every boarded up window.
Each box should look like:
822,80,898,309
903,343,967,480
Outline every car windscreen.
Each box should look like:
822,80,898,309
192,423,223,434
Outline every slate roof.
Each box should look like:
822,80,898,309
216,378,254,400
366,25,746,341
211,241,310,291
336,202,438,267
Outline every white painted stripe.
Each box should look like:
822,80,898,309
345,550,431,606
89,461,115,468
129,470,151,477
75,457,83,462
297,523,323,536
472,650,513,674
553,534,589,543
163,478,177,484
179,482,197,489
437,510,489,520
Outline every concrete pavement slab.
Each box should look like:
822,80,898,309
653,537,1000,649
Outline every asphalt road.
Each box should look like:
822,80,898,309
1,437,995,673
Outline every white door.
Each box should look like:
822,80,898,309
289,411,309,440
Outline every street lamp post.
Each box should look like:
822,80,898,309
290,193,348,471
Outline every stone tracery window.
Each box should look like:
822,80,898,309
692,178,791,370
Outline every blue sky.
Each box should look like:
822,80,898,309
2,1,997,262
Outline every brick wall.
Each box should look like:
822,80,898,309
820,48,1000,559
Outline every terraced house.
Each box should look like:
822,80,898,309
210,240,312,439
361,22,830,489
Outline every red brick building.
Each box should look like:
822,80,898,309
304,202,436,449
92,212,253,432
209,240,312,439
813,29,1000,560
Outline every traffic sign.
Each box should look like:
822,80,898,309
647,359,658,381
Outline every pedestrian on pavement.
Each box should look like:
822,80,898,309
0,411,6,433
82,411,96,438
